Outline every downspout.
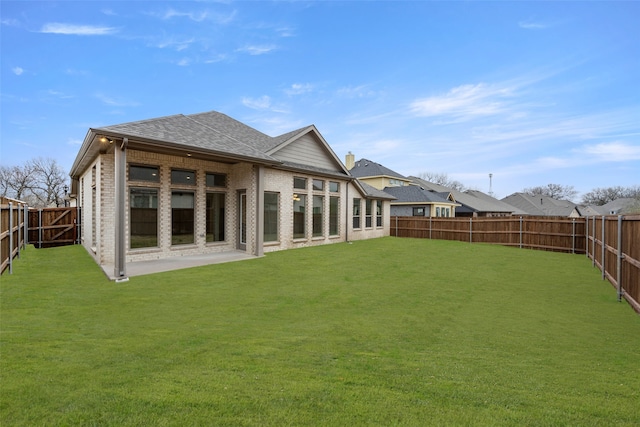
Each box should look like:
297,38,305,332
114,138,129,282
345,182,349,242
254,165,264,257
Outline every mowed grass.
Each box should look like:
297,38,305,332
1,237,639,426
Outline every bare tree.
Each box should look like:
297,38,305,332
581,185,640,205
416,172,466,191
30,158,68,207
0,158,68,207
522,184,578,202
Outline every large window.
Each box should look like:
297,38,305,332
294,177,307,190
365,200,373,228
313,195,324,237
353,198,361,229
376,200,383,227
172,191,194,245
264,192,279,242
130,188,158,248
329,196,339,236
206,193,225,242
171,169,195,186
312,179,324,191
130,165,159,182
413,207,425,216
293,194,307,239
206,172,226,188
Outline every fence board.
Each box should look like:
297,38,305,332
28,207,79,249
1,198,28,275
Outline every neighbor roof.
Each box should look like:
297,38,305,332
383,185,455,204
501,193,577,216
349,159,408,180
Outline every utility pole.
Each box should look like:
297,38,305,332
489,173,494,197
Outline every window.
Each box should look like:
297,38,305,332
436,207,441,217
294,177,307,190
313,195,324,237
353,198,361,229
293,194,307,239
130,188,158,248
376,200,383,227
365,200,373,228
171,169,195,186
312,179,324,191
206,193,225,242
329,196,339,236
264,192,279,242
172,191,194,245
413,207,425,216
130,165,159,182
206,173,226,188
329,181,340,192
446,208,451,217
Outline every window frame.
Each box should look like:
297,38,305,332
129,187,159,249
264,192,279,243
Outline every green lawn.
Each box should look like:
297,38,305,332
1,237,639,426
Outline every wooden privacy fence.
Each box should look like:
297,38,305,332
0,198,29,275
28,207,81,249
391,216,586,254
391,215,640,313
586,215,640,313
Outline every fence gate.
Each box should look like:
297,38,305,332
28,207,80,249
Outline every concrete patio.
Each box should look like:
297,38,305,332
101,251,258,280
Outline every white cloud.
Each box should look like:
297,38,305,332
285,83,314,96
242,96,272,110
580,141,640,162
95,93,139,107
154,8,236,24
337,85,377,99
12,67,24,76
155,37,195,51
518,20,548,30
176,58,191,67
237,45,277,55
410,83,515,120
40,23,117,36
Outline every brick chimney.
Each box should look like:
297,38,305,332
345,151,355,170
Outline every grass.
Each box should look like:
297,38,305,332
1,237,639,426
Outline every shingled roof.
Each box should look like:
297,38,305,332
349,158,408,180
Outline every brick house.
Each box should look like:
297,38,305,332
69,111,392,280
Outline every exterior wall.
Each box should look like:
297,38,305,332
78,148,391,271
347,181,390,241
262,169,350,253
123,150,243,264
391,205,429,217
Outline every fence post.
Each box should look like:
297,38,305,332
38,209,43,249
519,216,523,249
24,207,28,246
617,215,623,302
469,217,473,243
592,216,596,266
395,216,398,237
585,215,589,259
8,202,13,274
429,216,432,240
601,215,606,280
572,218,576,254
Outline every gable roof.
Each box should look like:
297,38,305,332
349,159,408,180
357,181,397,200
383,185,457,205
409,177,516,214
501,192,577,216
70,111,349,179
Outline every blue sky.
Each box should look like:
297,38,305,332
2,1,638,199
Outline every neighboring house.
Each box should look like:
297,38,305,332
584,198,640,215
346,156,457,217
409,177,518,217
501,193,578,217
69,111,391,281
382,185,459,217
